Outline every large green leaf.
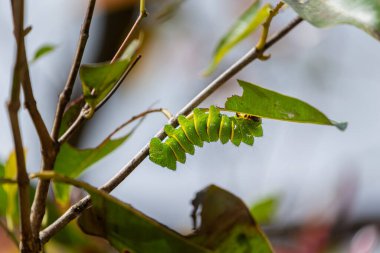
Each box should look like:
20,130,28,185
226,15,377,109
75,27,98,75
53,134,131,206
31,44,56,63
78,188,209,253
188,185,273,253
204,1,271,76
250,196,279,225
284,0,380,40
225,80,347,130
77,183,273,252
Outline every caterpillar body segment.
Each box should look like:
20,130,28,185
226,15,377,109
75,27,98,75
149,138,177,170
219,115,231,144
193,108,210,143
149,106,263,170
177,115,203,147
207,106,222,142
164,125,195,155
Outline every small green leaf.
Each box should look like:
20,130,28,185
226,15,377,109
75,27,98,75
3,151,20,231
225,80,347,130
80,59,131,111
283,0,380,41
31,44,56,63
53,134,131,206
0,162,7,216
250,196,279,224
204,1,271,76
188,185,274,253
80,38,141,113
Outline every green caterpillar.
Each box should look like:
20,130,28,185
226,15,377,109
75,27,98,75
149,106,263,170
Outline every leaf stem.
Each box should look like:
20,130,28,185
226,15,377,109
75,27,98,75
39,16,303,244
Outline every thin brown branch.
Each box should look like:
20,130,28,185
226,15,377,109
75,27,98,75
51,0,96,140
0,178,18,184
40,16,303,244
29,0,97,241
20,47,53,153
8,0,37,251
0,219,19,247
111,9,147,63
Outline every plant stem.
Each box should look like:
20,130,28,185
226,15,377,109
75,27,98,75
111,0,147,63
51,0,97,140
39,16,303,244
8,0,37,251
30,0,97,244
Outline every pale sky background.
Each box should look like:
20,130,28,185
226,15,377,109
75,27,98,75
1,0,380,237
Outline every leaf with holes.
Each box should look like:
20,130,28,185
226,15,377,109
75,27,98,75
77,183,273,252
225,80,347,130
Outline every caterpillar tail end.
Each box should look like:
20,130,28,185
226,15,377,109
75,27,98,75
149,138,177,170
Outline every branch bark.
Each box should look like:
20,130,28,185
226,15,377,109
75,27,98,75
8,0,37,251
40,16,303,244
29,0,97,243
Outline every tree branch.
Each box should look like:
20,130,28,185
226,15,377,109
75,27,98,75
39,16,303,244
20,47,53,155
29,0,97,241
8,0,37,251
51,0,97,140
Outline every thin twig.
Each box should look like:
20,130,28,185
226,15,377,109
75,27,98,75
0,178,18,184
20,47,53,154
51,0,96,140
29,0,97,240
0,219,19,247
8,0,36,251
106,107,171,139
111,0,147,63
58,55,142,144
40,16,303,244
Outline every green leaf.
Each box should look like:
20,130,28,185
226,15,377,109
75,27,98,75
188,185,274,253
225,80,347,130
0,162,7,216
80,38,141,113
77,183,273,252
283,0,380,41
78,188,209,253
250,196,278,224
31,44,56,63
53,134,131,206
204,1,271,76
80,59,131,111
3,151,20,231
